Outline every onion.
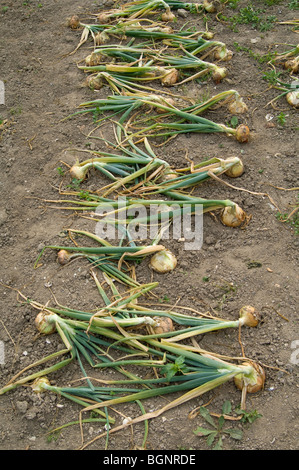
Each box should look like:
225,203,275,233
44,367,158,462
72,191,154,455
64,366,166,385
214,47,233,61
239,305,259,327
220,204,246,227
228,97,248,114
152,317,174,335
234,362,265,394
235,124,250,143
159,26,174,34
286,91,299,108
160,68,179,86
85,74,104,90
150,249,177,273
35,311,57,335
225,159,244,178
94,31,110,45
67,15,80,29
284,58,299,73
57,249,72,265
32,377,51,393
212,66,227,84
85,52,102,66
70,163,88,180
161,11,176,22
97,12,111,24
203,1,216,13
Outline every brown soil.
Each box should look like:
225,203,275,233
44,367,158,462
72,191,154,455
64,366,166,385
0,0,298,451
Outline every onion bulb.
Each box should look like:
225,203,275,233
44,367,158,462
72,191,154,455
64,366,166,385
160,68,179,86
70,163,88,180
235,124,250,143
214,47,233,61
94,31,110,45
161,10,176,22
152,316,174,335
85,52,102,66
286,91,299,108
220,204,246,227
32,377,51,393
225,159,244,178
203,0,216,13
284,58,299,73
67,15,80,29
159,26,174,34
234,361,265,394
35,311,57,335
150,249,177,273
57,249,72,265
97,12,111,24
155,97,176,113
212,66,227,84
228,97,248,114
85,74,104,90
239,305,259,327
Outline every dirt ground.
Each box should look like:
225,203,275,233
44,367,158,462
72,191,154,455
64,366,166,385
0,0,298,452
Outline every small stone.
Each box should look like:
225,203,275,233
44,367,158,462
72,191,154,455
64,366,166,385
177,9,188,18
16,401,28,413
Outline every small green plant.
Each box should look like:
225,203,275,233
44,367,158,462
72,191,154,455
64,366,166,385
160,356,189,382
56,166,65,177
229,3,277,32
276,196,299,235
194,401,243,450
277,112,286,126
235,407,263,424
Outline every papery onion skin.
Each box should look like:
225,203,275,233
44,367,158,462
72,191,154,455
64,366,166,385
234,362,265,393
235,124,250,143
150,249,177,273
67,15,80,29
152,317,174,335
85,74,104,90
228,98,248,114
204,1,216,13
286,91,299,108
70,164,88,180
239,305,259,327
32,377,51,393
161,11,176,22
57,249,71,265
161,68,179,86
35,312,56,335
97,12,111,24
94,31,110,45
225,159,244,178
221,204,246,227
212,67,227,84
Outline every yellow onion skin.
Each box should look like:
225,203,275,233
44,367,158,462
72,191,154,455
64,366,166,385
67,15,80,29
225,159,244,178
94,32,110,46
161,68,179,86
228,98,248,114
32,377,51,393
221,204,246,227
97,12,111,24
85,52,102,66
204,1,216,13
212,67,227,84
239,305,259,327
161,11,176,22
235,124,250,143
152,317,174,335
85,74,103,90
35,312,56,335
150,249,177,273
234,362,265,394
155,97,176,113
57,249,71,265
70,164,88,180
284,59,299,73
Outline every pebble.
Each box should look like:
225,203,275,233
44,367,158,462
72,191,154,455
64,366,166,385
16,401,28,413
177,9,188,18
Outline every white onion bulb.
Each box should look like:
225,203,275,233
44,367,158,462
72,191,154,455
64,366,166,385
150,249,177,273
